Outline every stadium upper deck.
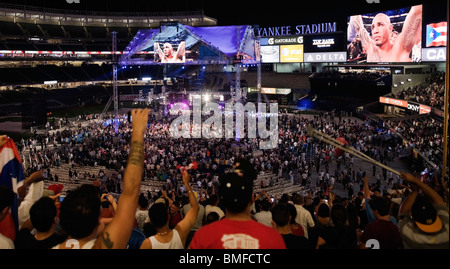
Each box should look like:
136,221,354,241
0,2,216,56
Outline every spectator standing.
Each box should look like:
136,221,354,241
271,203,311,249
189,159,286,249
205,194,225,220
358,196,403,249
1,135,46,244
309,202,331,248
398,172,449,249
182,191,205,247
293,194,315,239
14,197,67,249
135,194,149,231
286,203,305,237
52,108,150,249
0,186,14,249
315,203,357,249
140,170,199,249
253,199,273,227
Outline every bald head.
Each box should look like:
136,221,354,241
373,13,391,25
371,13,393,46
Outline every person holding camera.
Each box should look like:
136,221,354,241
140,170,199,249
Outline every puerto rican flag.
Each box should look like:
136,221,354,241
0,138,25,233
426,22,447,47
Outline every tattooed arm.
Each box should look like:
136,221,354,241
397,5,422,53
95,108,149,249
349,15,374,53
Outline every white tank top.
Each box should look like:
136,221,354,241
149,229,184,249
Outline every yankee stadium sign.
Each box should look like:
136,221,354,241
257,22,337,37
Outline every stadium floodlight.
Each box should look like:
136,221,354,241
44,80,58,85
142,77,152,81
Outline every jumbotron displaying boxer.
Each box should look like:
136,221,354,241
154,41,186,63
348,5,422,63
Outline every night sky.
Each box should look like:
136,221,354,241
1,0,447,28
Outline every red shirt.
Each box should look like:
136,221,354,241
0,212,16,241
360,219,402,249
290,223,305,237
189,218,286,249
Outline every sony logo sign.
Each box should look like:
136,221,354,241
407,103,420,112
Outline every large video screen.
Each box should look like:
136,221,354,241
347,5,423,63
154,41,186,63
122,24,261,65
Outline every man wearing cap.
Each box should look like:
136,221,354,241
398,172,449,249
188,159,286,249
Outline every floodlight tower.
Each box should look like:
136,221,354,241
235,26,242,102
442,0,449,183
112,31,119,133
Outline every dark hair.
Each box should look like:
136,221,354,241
286,203,297,225
260,199,272,211
138,194,149,209
208,194,219,206
148,202,169,229
101,200,111,209
59,184,101,239
317,203,330,218
206,211,220,224
234,158,257,181
30,197,57,232
219,158,256,214
219,172,253,214
330,203,347,226
0,186,14,212
369,196,390,216
346,203,360,228
271,203,290,227
292,194,303,205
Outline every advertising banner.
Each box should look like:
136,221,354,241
303,33,345,52
422,47,446,62
260,45,280,63
279,44,303,63
379,97,408,108
304,52,347,62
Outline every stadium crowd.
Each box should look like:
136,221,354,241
309,70,388,81
0,105,448,250
391,72,446,111
388,116,444,167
